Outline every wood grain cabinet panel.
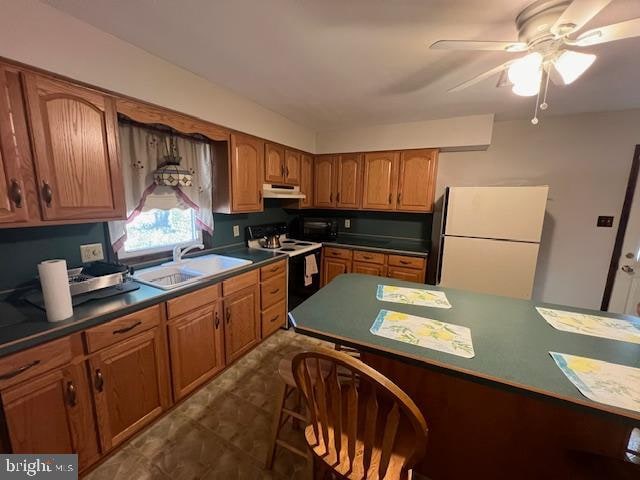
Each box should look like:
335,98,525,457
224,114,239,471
167,303,224,400
387,266,425,283
260,260,286,281
353,250,385,265
89,327,170,451
1,363,100,470
361,151,400,211
22,72,124,221
229,133,264,213
321,257,351,286
265,143,285,183
284,149,301,185
336,153,362,209
298,153,314,208
261,300,286,338
223,285,261,364
397,149,438,212
314,155,337,208
260,273,286,310
352,261,386,277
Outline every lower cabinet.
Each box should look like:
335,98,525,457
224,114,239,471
89,326,170,451
167,302,225,401
352,261,386,276
1,362,100,470
223,285,261,364
322,257,351,285
387,266,425,283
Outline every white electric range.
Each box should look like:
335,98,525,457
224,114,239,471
247,235,322,256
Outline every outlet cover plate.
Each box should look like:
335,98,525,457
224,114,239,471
345,219,351,228
80,243,104,263
233,225,240,237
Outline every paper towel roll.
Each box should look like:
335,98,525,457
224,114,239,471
38,259,73,322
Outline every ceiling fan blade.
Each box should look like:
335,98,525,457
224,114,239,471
430,40,527,52
550,0,613,36
449,61,513,92
574,17,640,46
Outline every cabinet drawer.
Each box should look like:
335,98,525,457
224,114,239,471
223,269,259,296
261,274,286,309
262,301,286,338
0,336,72,389
261,260,286,281
353,250,385,265
324,247,352,260
84,305,161,353
166,283,220,319
387,255,426,270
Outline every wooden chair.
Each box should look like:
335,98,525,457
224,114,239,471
292,348,428,479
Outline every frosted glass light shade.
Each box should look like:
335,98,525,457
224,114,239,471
508,52,543,97
554,51,596,85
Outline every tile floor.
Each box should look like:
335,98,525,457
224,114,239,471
85,329,329,480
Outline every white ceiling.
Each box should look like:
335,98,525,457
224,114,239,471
44,0,640,130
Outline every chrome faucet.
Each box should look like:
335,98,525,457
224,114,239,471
172,243,204,264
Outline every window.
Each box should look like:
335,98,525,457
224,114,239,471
117,208,202,258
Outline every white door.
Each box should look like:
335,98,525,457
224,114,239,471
608,166,640,317
439,236,540,300
445,186,548,242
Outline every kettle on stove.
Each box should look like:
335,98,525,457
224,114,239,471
259,234,281,249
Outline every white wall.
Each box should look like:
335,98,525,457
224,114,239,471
0,0,316,152
437,110,640,309
316,114,494,153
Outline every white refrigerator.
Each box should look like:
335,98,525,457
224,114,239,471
436,186,549,299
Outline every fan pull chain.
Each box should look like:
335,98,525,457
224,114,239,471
540,66,551,111
531,70,543,125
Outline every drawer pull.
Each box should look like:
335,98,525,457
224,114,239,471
112,320,142,335
66,381,77,407
363,255,373,260
399,260,411,265
94,369,104,392
270,288,280,295
0,360,40,380
269,315,279,323
270,266,279,272
214,310,220,329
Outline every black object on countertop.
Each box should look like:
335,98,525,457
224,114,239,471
23,278,140,310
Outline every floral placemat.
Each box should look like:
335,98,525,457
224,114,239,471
537,307,640,344
550,352,640,413
370,309,474,358
376,285,452,308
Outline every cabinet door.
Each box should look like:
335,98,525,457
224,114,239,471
230,133,264,212
2,363,100,470
362,151,399,211
336,153,362,209
397,149,438,212
299,153,314,208
314,155,337,208
284,149,301,185
265,143,285,183
387,266,425,283
223,285,261,364
22,72,124,221
167,303,224,401
89,327,170,451
322,257,351,286
352,261,385,277
0,65,31,225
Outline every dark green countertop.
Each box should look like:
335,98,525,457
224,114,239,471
323,235,429,257
289,274,640,422
0,247,285,358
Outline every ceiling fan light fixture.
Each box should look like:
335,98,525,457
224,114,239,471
508,52,543,96
511,69,542,96
553,50,596,84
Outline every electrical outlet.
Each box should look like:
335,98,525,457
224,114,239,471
597,216,614,228
80,243,104,263
345,219,351,228
233,225,240,237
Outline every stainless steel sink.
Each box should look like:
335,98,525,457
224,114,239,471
133,254,253,290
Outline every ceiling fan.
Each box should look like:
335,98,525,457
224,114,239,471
431,0,640,123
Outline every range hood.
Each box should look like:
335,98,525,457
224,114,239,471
262,183,306,199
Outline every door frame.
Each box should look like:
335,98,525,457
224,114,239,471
601,145,640,311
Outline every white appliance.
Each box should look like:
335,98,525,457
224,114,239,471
437,186,549,299
248,234,322,257
262,183,306,199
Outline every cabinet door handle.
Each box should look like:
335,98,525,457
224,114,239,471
281,164,286,176
397,192,401,204
388,193,392,204
66,381,77,407
0,360,40,380
112,320,141,335
9,179,22,208
336,192,340,203
94,369,104,392
269,315,279,323
270,288,280,295
329,193,333,203
214,310,220,329
41,181,53,206
285,166,289,177
258,190,263,202
225,308,231,324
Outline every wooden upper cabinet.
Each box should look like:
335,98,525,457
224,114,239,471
336,153,362,209
0,65,31,225
397,149,438,212
299,153,314,208
264,143,285,183
314,155,337,208
284,149,301,185
230,133,264,212
361,151,400,211
223,285,260,364
22,73,124,221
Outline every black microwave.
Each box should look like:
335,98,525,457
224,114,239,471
294,217,338,241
